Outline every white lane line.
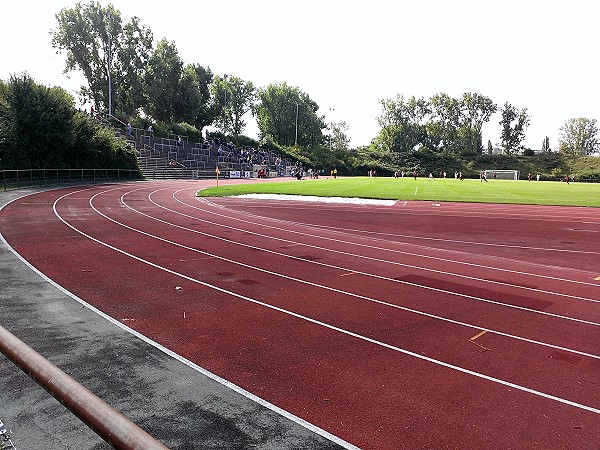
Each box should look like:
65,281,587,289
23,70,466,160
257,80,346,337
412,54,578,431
154,189,600,308
53,187,600,416
84,186,600,359
194,196,600,288
43,186,359,450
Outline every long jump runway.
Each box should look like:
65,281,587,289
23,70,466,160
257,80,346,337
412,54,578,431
1,180,600,449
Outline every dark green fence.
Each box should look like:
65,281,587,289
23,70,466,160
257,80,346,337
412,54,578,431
1,169,142,191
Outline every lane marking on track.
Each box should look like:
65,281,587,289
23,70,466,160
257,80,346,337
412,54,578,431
83,186,600,362
340,272,359,277
194,197,600,289
470,330,488,341
49,187,600,416
171,193,600,309
178,257,214,262
209,196,600,257
19,202,54,205
118,187,600,358
8,186,361,450
155,192,600,323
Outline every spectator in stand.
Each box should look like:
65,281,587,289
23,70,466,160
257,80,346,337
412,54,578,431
127,122,132,136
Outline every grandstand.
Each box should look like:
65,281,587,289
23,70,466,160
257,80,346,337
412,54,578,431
109,117,294,180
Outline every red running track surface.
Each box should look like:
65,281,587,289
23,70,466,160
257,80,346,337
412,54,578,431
2,180,600,449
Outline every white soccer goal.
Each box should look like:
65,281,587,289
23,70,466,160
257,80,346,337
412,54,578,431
486,170,520,180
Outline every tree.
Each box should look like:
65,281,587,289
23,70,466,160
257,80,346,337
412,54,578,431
51,1,153,115
0,73,137,170
487,140,494,154
143,39,184,123
112,16,153,116
542,136,551,153
460,92,497,154
227,76,256,136
210,74,255,135
558,118,599,156
177,64,216,131
0,73,74,168
427,93,462,153
499,102,530,155
375,94,430,153
329,121,351,153
255,83,324,147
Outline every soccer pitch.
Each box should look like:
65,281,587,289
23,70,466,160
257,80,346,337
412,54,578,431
199,176,600,208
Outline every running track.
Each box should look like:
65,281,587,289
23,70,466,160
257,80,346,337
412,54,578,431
1,180,600,449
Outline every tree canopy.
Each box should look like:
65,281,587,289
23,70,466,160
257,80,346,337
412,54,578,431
0,73,137,170
558,118,599,156
255,83,325,147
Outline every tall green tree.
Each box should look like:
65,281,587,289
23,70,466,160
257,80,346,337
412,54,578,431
210,74,256,135
428,93,462,153
328,121,351,152
499,102,530,155
375,94,430,153
542,136,551,153
143,39,183,123
112,16,153,116
255,83,324,147
177,64,216,131
460,92,497,154
51,1,153,116
227,76,256,136
558,118,599,155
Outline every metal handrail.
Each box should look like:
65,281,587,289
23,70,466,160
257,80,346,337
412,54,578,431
0,324,169,450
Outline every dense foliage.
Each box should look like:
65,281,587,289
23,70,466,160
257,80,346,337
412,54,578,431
0,74,139,170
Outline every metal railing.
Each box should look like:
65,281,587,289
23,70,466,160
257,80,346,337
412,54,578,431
0,324,168,449
1,169,142,191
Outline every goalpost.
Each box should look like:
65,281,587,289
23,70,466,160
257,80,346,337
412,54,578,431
486,170,520,180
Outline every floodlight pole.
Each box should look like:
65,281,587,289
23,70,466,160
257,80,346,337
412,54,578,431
329,108,335,151
107,13,113,117
223,74,228,132
294,103,299,146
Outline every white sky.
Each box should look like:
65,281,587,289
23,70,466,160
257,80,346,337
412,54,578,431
2,0,598,149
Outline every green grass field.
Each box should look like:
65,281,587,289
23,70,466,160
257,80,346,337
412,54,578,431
199,177,600,207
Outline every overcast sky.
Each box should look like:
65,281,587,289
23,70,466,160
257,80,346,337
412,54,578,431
2,0,598,149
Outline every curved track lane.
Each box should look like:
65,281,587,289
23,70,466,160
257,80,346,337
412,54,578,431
2,180,600,449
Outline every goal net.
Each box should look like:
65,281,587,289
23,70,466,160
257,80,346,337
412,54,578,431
486,170,519,180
